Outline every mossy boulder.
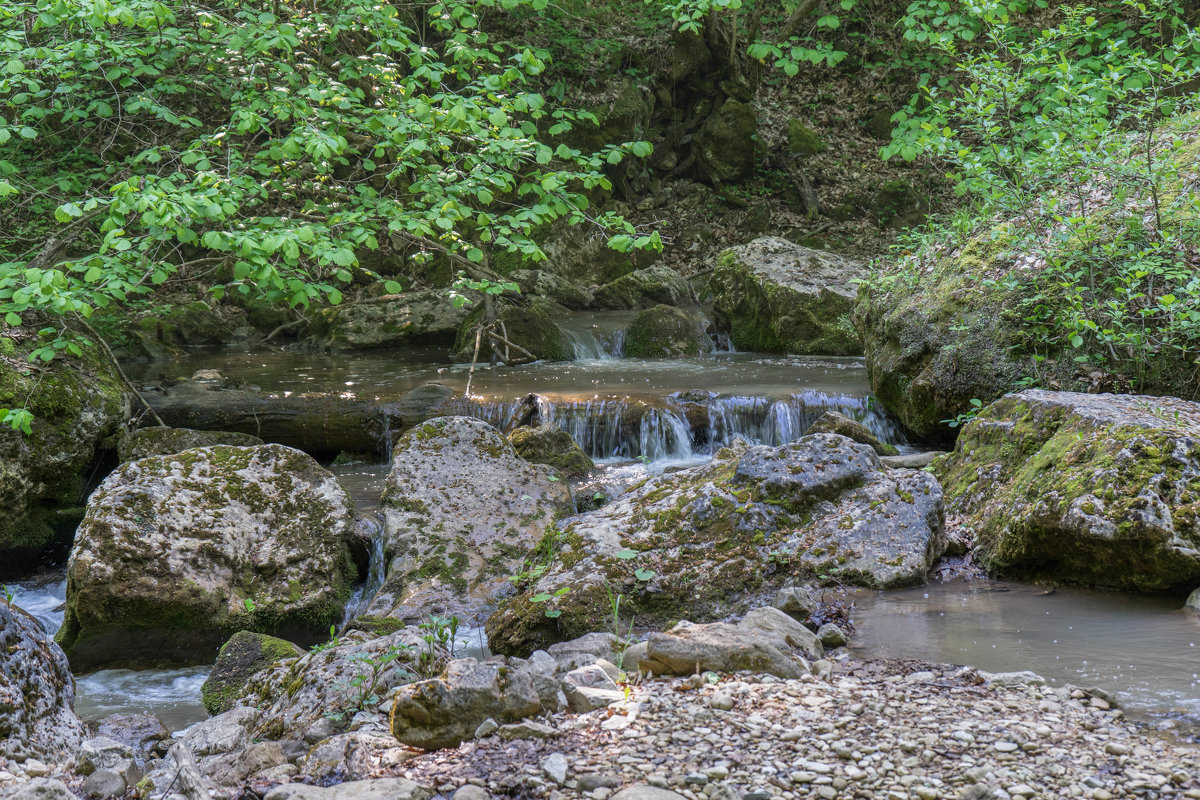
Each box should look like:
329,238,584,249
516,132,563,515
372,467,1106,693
161,301,236,346
871,180,927,229
0,333,130,570
119,427,264,464
806,411,898,456
57,444,360,671
487,434,945,656
787,120,826,156
711,237,865,355
508,269,593,310
592,264,696,310
1,602,86,761
358,417,572,629
454,300,573,363
695,99,758,184
310,289,468,349
201,631,305,716
624,305,714,358
508,425,593,479
933,389,1200,592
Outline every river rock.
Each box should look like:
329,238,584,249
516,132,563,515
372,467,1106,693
0,332,129,568
487,434,944,655
388,657,552,750
710,237,865,356
202,631,306,716
359,416,571,628
508,425,593,479
739,606,824,660
1186,587,1200,611
264,778,433,800
91,714,170,764
592,264,695,310
118,427,263,463
3,779,77,800
641,621,810,679
509,269,593,310
0,603,85,761
311,289,469,349
806,411,898,456
934,390,1200,591
624,305,713,357
56,444,360,670
454,300,573,363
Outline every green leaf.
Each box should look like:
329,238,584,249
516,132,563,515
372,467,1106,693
4,312,20,327
615,548,638,560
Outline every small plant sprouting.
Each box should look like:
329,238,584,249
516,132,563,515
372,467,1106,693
942,399,984,429
243,598,256,613
2,584,15,606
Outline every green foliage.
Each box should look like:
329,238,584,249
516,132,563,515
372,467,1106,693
941,397,984,427
883,0,1200,387
0,0,654,333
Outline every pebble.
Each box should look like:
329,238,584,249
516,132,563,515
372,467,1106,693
1103,742,1131,756
544,754,569,786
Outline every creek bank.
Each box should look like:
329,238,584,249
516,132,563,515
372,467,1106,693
933,389,1200,592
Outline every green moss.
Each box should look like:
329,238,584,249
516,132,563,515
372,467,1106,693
624,305,712,358
201,630,305,715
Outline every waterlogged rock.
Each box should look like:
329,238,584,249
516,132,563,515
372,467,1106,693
593,264,695,310
238,628,430,741
0,603,86,761
0,333,129,568
508,425,593,479
806,411,898,456
361,417,571,627
57,444,360,670
311,289,468,349
642,621,811,679
202,630,306,716
624,305,713,358
934,390,1200,591
388,658,551,750
711,238,865,356
118,427,263,463
488,434,944,655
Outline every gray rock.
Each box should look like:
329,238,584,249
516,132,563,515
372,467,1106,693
76,737,135,776
58,444,360,671
806,411,897,456
542,752,569,785
983,670,1046,687
301,732,397,782
509,269,593,310
264,778,434,800
624,305,713,358
578,775,623,792
118,427,263,463
388,658,549,750
202,630,305,716
474,718,499,738
138,742,219,800
593,264,696,310
548,633,623,673
81,770,126,799
489,435,945,655
880,451,945,469
611,786,691,800
562,664,623,712
739,607,824,660
3,779,77,800
643,622,809,679
453,786,491,800
496,720,561,740
816,624,848,648
0,604,85,762
711,237,865,356
362,417,571,627
934,390,1200,591
508,425,593,479
772,586,818,622
1186,587,1200,611
311,289,468,349
92,714,170,764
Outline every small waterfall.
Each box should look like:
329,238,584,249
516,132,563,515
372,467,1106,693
340,529,387,629
564,327,625,361
638,407,694,463
712,331,737,353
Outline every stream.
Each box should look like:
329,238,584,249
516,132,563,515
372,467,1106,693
13,316,1200,734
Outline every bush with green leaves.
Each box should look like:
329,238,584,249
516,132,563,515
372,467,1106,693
876,0,1200,390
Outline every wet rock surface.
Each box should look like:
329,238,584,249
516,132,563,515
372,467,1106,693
311,290,469,349
488,434,943,655
118,427,264,463
934,390,1200,591
57,444,360,670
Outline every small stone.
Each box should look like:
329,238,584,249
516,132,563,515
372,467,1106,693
685,773,709,786
993,741,1018,753
22,760,49,778
543,753,569,786
578,775,623,792
474,718,499,739
611,786,691,800
497,721,560,740
816,624,848,648
709,693,734,711
455,785,490,800
82,770,126,799
1103,741,1131,756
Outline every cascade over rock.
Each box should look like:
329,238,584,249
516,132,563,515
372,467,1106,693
933,390,1200,591
487,433,944,655
0,602,86,762
57,444,360,670
359,417,572,628
711,237,865,356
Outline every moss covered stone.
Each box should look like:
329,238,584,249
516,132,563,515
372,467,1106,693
454,300,573,363
311,289,468,349
508,425,593,479
624,305,713,358
695,99,758,184
711,237,865,356
56,443,360,671
933,389,1200,592
0,331,130,570
592,264,695,310
806,411,898,456
118,427,263,464
787,120,826,156
201,630,305,715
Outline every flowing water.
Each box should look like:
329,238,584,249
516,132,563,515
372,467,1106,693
849,580,1200,727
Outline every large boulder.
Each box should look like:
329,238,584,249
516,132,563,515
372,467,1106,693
695,99,757,184
592,264,695,310
118,426,263,463
806,411,898,456
508,425,593,479
488,434,944,655
934,390,1200,592
202,631,306,716
56,444,360,670
359,417,572,628
711,237,865,356
624,305,713,358
0,333,129,570
641,620,812,679
310,289,468,349
0,602,86,761
454,300,573,363
509,269,593,310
